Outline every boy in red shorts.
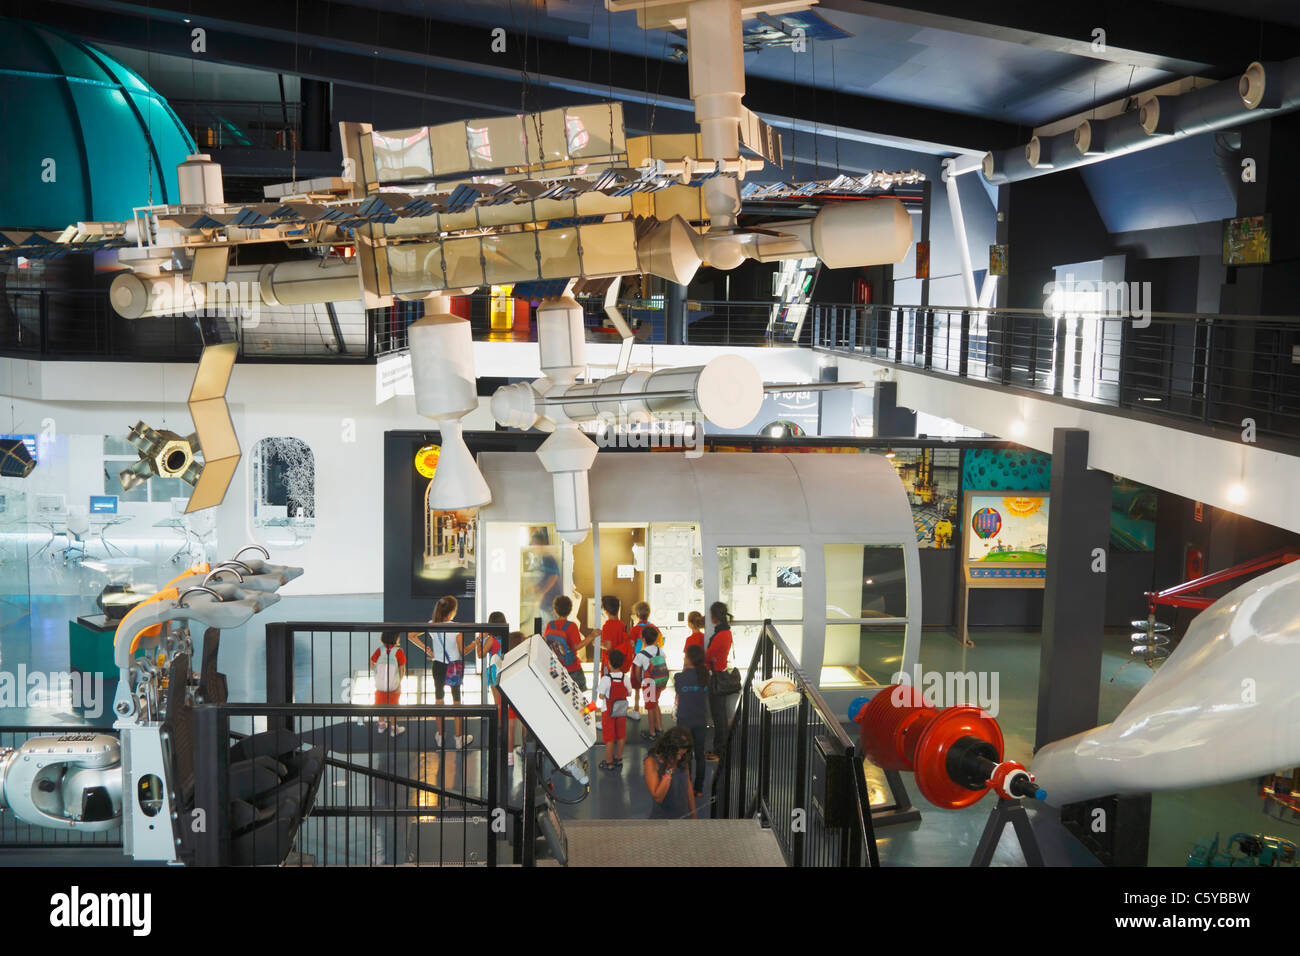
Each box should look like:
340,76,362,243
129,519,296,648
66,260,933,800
370,632,406,735
598,649,634,771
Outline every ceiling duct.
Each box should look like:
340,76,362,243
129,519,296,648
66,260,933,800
983,58,1300,184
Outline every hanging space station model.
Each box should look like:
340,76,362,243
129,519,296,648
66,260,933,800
0,549,319,865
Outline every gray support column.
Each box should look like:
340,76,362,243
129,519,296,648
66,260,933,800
872,380,916,438
666,282,687,344
1035,428,1112,751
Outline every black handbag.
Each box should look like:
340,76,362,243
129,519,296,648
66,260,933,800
707,631,742,695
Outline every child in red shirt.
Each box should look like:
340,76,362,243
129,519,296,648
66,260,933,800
684,610,706,662
543,594,592,690
598,649,634,771
598,594,631,677
370,632,407,735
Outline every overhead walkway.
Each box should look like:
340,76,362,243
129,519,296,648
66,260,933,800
813,303,1300,535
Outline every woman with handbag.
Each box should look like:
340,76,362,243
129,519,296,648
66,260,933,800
408,595,475,749
704,601,740,763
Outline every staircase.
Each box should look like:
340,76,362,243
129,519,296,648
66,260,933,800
542,818,785,867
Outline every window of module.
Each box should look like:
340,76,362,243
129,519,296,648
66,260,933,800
824,544,908,689
251,437,315,547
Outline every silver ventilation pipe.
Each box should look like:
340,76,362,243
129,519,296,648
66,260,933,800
982,58,1300,184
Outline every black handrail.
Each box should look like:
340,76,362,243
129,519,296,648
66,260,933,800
714,619,880,867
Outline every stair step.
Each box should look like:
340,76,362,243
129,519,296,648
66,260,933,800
542,819,786,867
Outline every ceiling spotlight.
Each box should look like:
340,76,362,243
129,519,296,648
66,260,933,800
1009,420,1027,438
884,448,896,459
1227,483,1248,505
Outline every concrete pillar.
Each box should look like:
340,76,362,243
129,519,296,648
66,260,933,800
872,381,916,438
1035,427,1112,751
666,281,686,344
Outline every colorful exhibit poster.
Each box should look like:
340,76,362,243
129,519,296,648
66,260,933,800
1223,214,1271,266
882,447,960,549
965,494,1049,573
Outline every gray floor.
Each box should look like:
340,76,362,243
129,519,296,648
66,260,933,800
0,561,1278,866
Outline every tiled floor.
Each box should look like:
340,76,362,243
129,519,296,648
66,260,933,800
0,568,1276,866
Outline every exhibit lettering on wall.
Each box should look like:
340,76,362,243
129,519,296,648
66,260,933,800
376,352,414,404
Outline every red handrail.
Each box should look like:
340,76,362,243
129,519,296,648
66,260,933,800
1146,549,1300,614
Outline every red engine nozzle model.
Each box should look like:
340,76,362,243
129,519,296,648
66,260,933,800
848,685,1045,810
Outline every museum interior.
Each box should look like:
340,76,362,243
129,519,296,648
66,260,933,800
1,0,1299,873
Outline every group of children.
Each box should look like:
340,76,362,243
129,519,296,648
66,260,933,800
369,591,733,794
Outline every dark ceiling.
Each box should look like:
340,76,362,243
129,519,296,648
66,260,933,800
2,0,1296,156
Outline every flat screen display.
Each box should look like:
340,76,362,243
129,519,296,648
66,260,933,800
89,495,119,515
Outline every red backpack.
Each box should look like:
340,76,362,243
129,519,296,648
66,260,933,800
607,671,630,705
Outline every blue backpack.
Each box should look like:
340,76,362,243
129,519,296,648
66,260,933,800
544,620,577,669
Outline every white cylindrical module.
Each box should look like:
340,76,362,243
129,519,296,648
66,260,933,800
643,354,763,428
177,154,225,207
409,299,477,420
558,371,652,426
428,420,492,510
810,200,914,269
258,258,363,306
537,355,763,430
747,219,815,263
636,216,704,286
535,425,599,544
490,381,541,430
536,296,586,386
109,271,205,319
686,0,744,228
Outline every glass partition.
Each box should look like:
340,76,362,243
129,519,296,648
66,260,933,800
824,544,909,687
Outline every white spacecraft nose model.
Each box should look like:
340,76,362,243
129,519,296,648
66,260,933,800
1030,559,1300,806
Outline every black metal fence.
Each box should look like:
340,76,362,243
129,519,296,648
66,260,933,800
191,701,502,866
0,287,375,363
196,620,515,866
814,304,1300,443
715,620,880,867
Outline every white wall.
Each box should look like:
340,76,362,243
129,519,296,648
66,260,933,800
2,343,823,596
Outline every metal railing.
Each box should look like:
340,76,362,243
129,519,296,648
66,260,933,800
0,287,376,362
715,620,880,867
0,725,121,850
218,620,517,866
171,99,302,152
191,700,501,866
814,304,1300,444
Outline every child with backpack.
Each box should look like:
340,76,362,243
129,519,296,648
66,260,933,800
598,594,632,678
370,632,407,736
543,594,592,691
598,649,634,771
632,624,668,741
628,601,655,719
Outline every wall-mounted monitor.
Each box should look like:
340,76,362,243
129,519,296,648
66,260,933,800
89,495,119,516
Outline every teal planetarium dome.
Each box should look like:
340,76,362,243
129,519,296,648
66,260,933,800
0,17,196,230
